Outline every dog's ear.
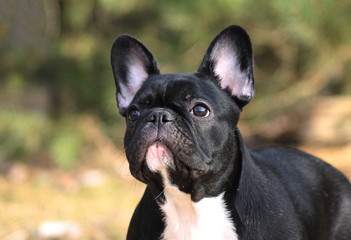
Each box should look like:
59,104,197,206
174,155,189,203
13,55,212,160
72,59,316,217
111,35,160,115
198,25,254,108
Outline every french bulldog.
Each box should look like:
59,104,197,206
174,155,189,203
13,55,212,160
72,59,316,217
110,25,351,240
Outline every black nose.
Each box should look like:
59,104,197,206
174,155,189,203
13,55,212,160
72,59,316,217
148,110,174,125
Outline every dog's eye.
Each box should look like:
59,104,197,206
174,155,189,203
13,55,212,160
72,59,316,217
128,108,140,121
191,104,210,117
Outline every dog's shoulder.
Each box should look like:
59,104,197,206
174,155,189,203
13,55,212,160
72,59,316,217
235,146,351,239
250,146,342,174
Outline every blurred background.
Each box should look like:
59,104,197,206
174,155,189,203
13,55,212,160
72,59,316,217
0,0,350,239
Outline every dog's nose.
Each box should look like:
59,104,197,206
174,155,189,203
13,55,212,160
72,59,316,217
148,110,174,125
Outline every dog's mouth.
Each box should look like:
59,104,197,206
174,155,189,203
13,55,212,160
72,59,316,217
145,141,174,172
129,139,172,184
131,139,209,185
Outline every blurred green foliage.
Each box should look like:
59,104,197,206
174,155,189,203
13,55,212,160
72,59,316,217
0,108,49,162
49,123,84,169
0,0,351,167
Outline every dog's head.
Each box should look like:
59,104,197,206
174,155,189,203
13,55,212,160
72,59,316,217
111,25,254,201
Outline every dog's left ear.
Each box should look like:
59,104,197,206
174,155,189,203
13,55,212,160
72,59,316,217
198,25,254,107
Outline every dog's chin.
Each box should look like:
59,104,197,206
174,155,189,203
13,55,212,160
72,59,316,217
145,141,174,173
131,140,200,184
128,141,173,184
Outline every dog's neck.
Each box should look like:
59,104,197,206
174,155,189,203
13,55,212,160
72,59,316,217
146,129,245,240
158,168,238,240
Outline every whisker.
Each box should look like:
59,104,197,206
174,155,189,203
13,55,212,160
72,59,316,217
154,189,165,201
224,175,233,187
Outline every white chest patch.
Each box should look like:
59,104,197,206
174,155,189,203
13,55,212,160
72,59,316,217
146,143,238,240
161,184,238,240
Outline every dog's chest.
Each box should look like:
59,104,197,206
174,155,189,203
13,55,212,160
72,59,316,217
160,181,238,240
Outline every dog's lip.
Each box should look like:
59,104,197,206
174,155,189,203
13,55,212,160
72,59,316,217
143,139,208,172
131,136,211,184
129,139,164,182
145,140,174,171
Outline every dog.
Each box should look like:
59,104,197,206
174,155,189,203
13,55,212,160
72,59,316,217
110,25,351,240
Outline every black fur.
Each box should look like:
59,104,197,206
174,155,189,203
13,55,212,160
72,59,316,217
111,25,351,239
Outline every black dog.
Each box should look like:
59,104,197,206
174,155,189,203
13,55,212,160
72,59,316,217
111,25,351,240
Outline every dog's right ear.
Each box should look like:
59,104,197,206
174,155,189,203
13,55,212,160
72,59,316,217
111,35,160,115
